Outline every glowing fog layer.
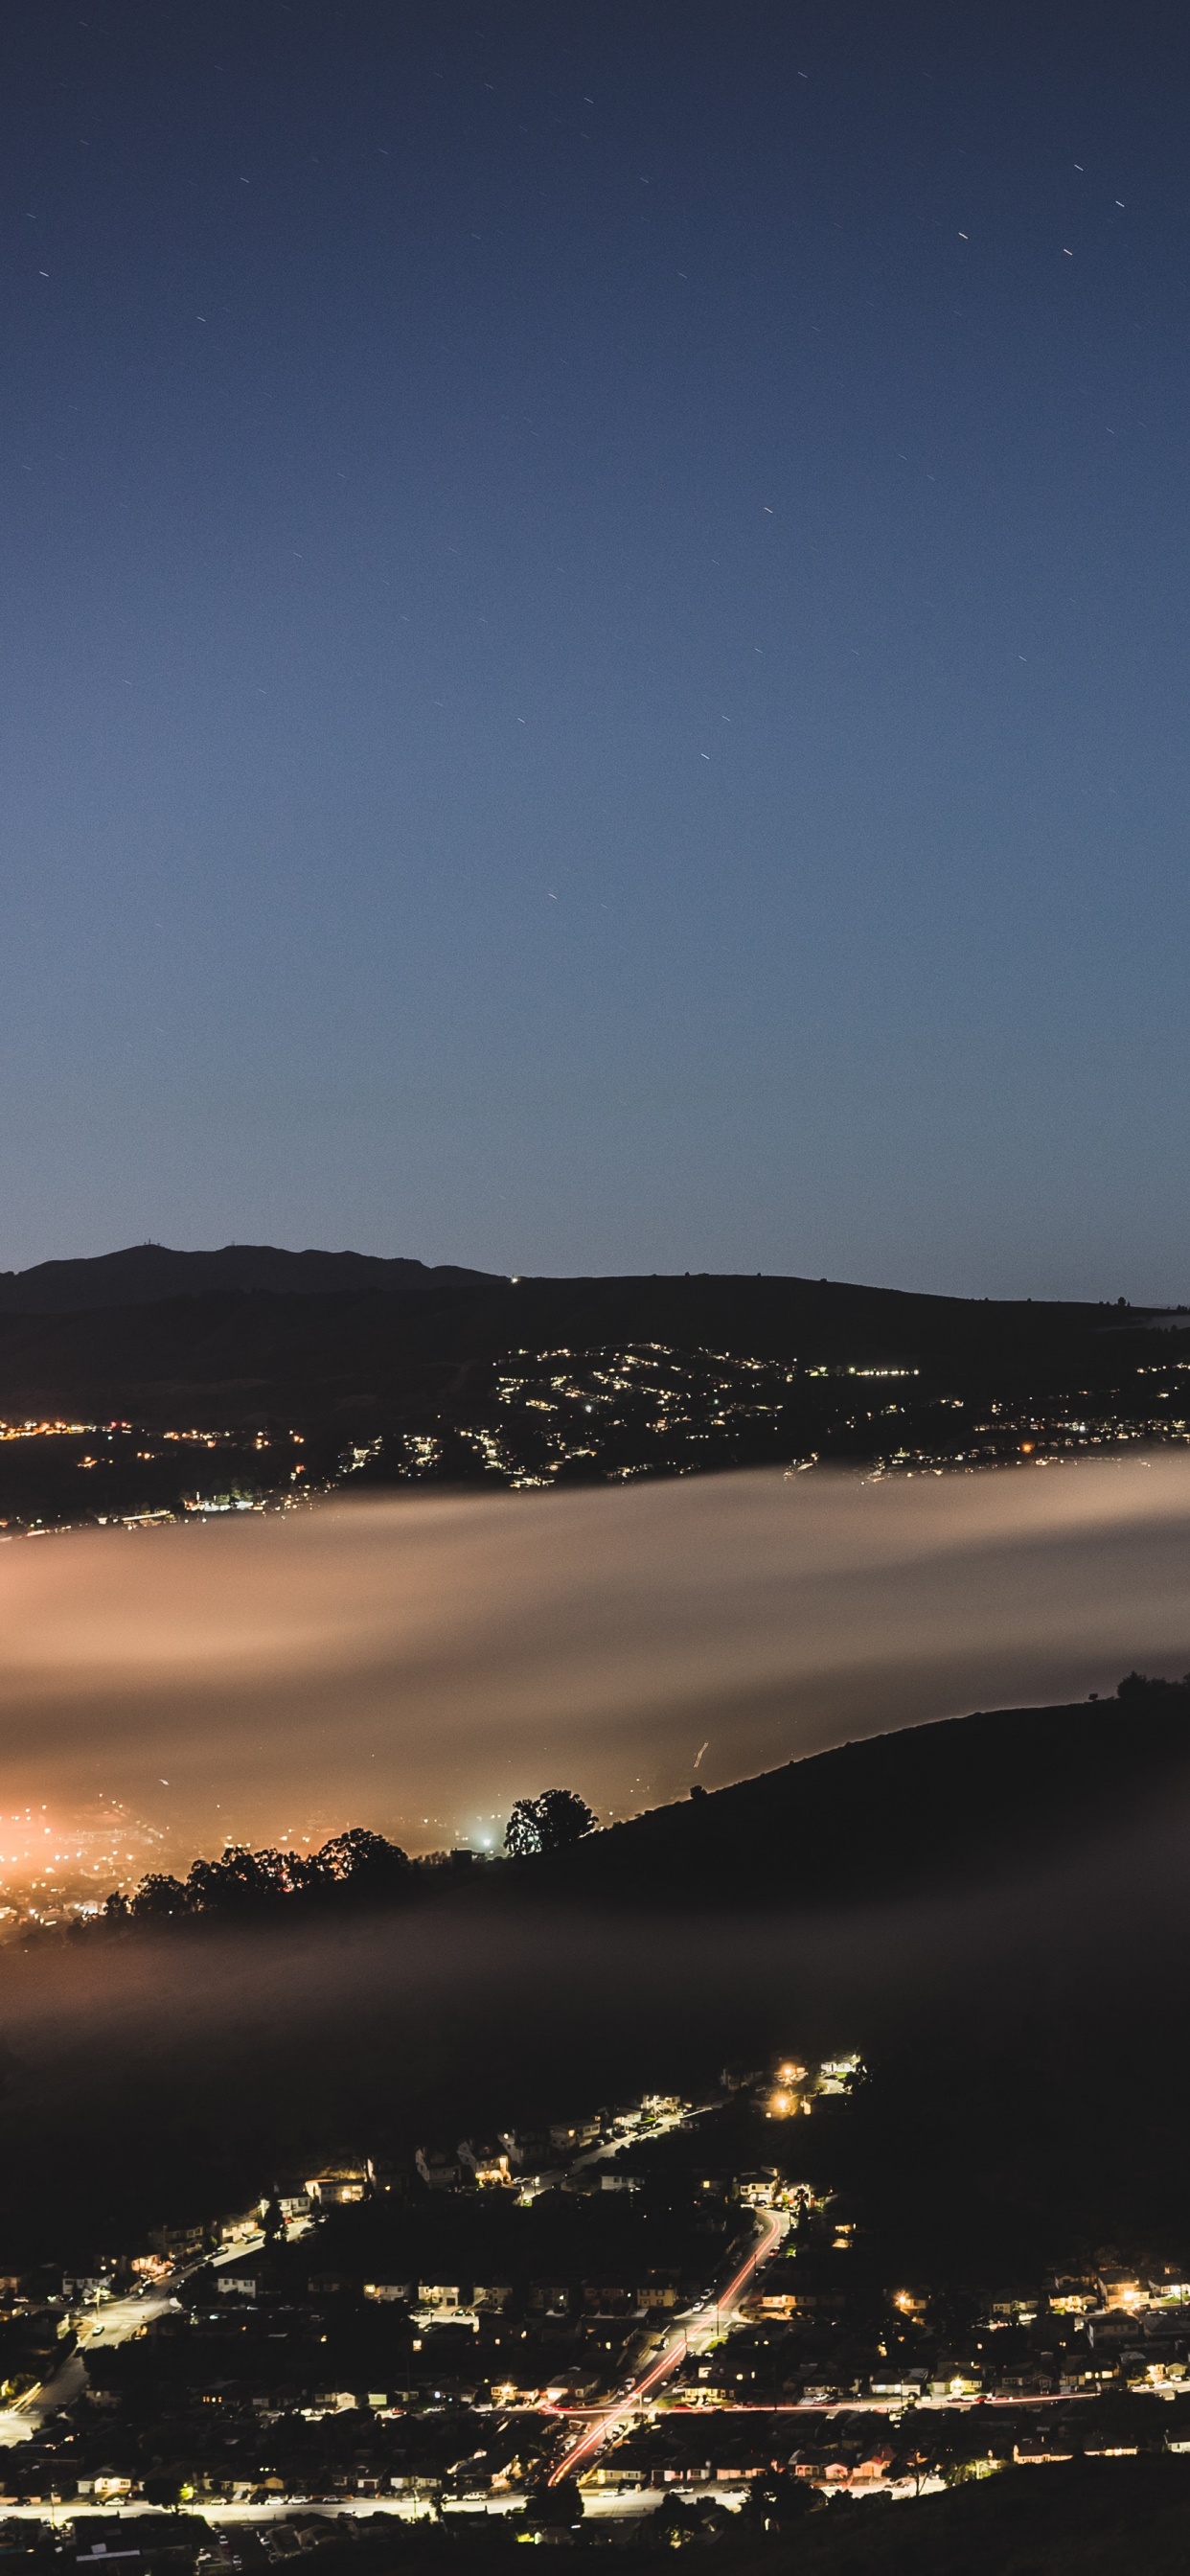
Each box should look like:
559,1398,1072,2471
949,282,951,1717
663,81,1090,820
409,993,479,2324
2,1456,1190,1874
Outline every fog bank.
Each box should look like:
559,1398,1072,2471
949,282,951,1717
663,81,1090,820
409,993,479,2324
2,1457,1190,1867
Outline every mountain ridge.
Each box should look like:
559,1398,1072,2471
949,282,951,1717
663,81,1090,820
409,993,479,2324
0,1260,1184,1499
0,1242,497,1315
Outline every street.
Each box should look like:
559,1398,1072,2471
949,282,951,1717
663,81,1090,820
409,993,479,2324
548,2207,786,2484
0,2229,270,2448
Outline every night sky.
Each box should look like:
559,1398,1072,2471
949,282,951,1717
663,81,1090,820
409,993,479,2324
3,2,1187,1297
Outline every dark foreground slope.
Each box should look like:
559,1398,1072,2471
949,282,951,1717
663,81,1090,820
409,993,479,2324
526,1678,1190,1911
711,2459,1190,2576
1,1690,1190,2272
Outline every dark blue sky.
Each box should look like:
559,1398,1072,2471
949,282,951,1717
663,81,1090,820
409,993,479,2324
3,1,1187,1296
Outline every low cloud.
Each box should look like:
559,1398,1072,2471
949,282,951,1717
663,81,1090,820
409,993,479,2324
1,1457,1190,1868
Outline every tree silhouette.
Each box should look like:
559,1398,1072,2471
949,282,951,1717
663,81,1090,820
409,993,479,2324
504,1789,596,1857
311,1827,412,1898
129,1873,191,1920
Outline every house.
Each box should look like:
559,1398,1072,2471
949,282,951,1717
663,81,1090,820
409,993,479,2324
529,2282,570,2315
852,2444,896,2483
416,2148,460,2192
1147,2267,1190,2305
367,2158,406,2197
641,2274,681,2311
304,2165,367,2206
458,2140,515,2187
148,2220,210,2266
549,2117,602,2155
499,2128,542,2167
746,2290,800,2319
734,2171,779,2209
582,2284,638,2316
1097,2266,1144,2312
417,2283,463,2312
1015,2433,1075,2464
1045,2273,1098,2315
563,2165,638,2196
1125,2356,1187,2390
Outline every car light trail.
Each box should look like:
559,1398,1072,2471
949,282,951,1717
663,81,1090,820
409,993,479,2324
548,2210,784,2485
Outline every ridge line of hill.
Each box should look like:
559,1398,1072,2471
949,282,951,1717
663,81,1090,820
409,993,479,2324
64,1680,1190,1940
0,1242,498,1314
1,1240,1181,1323
520,1678,1190,1913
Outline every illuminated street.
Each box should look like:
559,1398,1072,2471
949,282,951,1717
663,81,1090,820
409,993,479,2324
549,2209,787,2486
0,2230,270,2447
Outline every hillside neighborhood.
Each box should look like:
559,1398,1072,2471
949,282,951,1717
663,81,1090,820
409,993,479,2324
0,2053,1187,2564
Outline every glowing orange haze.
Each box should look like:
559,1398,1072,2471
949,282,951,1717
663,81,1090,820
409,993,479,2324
2,1456,1190,1885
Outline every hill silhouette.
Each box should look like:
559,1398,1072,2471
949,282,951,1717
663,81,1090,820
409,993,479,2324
93,1678,1190,1931
9,1682,1190,2288
0,1259,1177,1437
520,1675,1190,1912
0,1240,494,1315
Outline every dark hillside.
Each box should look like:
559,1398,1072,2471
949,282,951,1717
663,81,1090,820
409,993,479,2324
0,1265,1175,1434
4,1690,1190,2277
1,1260,1187,1524
706,2457,1190,2576
525,1680,1190,1912
85,1681,1190,1937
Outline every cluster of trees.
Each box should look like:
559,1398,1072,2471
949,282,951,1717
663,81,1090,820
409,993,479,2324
99,1790,598,1927
104,1827,417,1924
